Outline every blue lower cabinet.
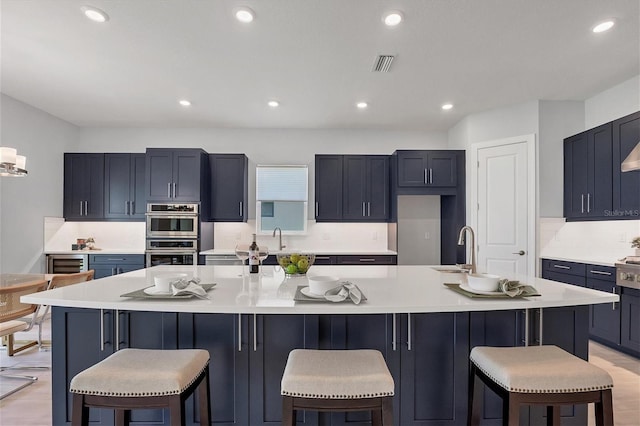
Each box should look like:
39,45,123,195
621,287,640,357
52,308,177,425
89,254,145,279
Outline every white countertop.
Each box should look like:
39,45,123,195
22,265,618,315
45,249,145,255
200,249,398,256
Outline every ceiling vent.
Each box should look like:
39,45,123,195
372,55,395,72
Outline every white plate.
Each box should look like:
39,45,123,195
300,287,326,299
459,283,503,296
143,287,173,296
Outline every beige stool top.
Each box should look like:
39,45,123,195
281,349,394,399
470,345,613,394
70,348,209,397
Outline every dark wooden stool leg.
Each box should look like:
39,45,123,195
469,364,483,426
282,395,295,426
169,395,186,426
372,406,382,426
114,409,130,426
506,393,519,426
71,393,89,426
198,366,211,425
545,405,560,426
382,396,394,425
596,389,614,426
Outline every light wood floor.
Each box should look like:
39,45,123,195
1,323,639,425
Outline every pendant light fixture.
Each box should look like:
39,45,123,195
0,147,28,177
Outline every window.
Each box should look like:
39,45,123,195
256,165,308,234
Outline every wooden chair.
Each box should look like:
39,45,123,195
281,349,395,425
29,270,95,349
0,279,48,399
468,345,614,426
70,348,211,426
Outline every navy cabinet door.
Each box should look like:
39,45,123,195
428,152,457,187
342,156,368,220
179,313,250,426
130,153,147,219
328,314,400,426
367,156,390,220
613,111,640,216
249,314,320,426
146,149,174,201
588,278,620,345
564,132,590,218
620,287,640,356
589,123,613,217
397,151,456,187
400,313,469,425
104,153,132,219
172,149,203,201
210,154,248,221
315,155,343,221
64,153,104,220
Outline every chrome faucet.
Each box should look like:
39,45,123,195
272,227,286,251
457,226,477,274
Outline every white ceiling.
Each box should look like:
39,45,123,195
1,0,638,131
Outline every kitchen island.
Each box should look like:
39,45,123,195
23,265,617,426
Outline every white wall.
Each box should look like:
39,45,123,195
585,75,640,128
0,94,79,273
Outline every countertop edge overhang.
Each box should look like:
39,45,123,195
22,265,618,315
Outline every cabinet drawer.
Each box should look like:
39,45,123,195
335,255,397,265
313,255,335,265
542,259,586,277
543,271,586,287
586,265,616,282
89,254,145,265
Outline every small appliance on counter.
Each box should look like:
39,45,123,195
616,256,640,290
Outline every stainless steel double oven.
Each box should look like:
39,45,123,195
145,203,200,266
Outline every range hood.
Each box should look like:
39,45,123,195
621,142,640,172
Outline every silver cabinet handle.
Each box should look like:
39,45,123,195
84,201,88,216
429,168,433,184
100,309,105,351
392,313,397,351
407,313,412,351
587,193,591,213
173,182,176,198
167,182,171,198
612,287,617,310
253,314,257,352
115,309,120,351
553,264,570,270
107,258,125,261
524,309,529,346
80,201,84,216
424,169,428,184
367,202,371,216
239,201,243,217
512,250,526,256
362,202,366,217
238,314,242,352
538,308,544,346
111,267,116,276
590,270,612,276
359,258,376,262
581,194,585,213
315,202,319,218
125,201,129,215
316,256,331,260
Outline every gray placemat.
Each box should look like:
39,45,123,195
294,285,367,303
444,283,540,299
121,283,216,299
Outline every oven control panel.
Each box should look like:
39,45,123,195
616,263,640,290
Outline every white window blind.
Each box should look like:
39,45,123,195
256,165,308,201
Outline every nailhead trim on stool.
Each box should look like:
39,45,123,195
281,349,394,426
70,348,211,426
468,345,614,426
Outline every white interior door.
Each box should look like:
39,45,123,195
473,135,536,278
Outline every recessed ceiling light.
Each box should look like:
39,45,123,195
592,19,615,33
234,6,255,23
383,11,403,27
81,6,109,23
356,102,368,109
178,99,191,107
268,100,279,108
441,103,453,110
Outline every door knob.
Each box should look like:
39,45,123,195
512,250,525,256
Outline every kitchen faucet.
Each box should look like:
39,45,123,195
272,227,286,251
457,226,477,274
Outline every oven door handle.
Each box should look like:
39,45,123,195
146,250,197,255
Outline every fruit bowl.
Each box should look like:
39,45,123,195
276,253,316,275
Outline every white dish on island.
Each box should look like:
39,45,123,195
300,287,326,299
459,283,503,296
143,286,173,296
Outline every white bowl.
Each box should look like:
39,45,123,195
154,273,187,292
466,273,500,292
307,275,340,296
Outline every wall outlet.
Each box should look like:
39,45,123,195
372,232,378,241
424,232,430,240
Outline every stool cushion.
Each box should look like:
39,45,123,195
470,345,613,394
70,348,209,397
0,320,29,337
281,349,394,399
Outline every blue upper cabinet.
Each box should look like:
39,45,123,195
396,150,457,187
209,154,248,222
315,155,344,221
104,153,146,220
64,153,105,220
563,123,613,219
564,111,640,221
145,148,209,211
612,111,640,218
342,155,390,221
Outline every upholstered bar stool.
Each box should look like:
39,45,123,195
281,349,394,426
468,345,614,426
70,348,211,426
